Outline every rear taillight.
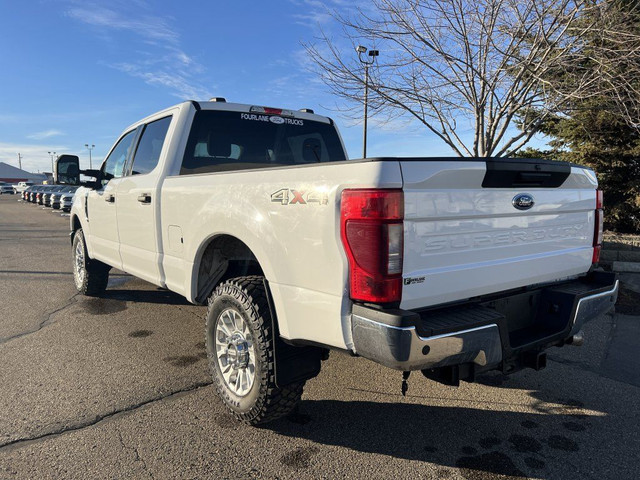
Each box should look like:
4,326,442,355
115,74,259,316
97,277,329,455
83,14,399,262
592,189,604,264
340,189,404,303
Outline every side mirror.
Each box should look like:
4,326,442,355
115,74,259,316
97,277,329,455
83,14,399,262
83,169,103,189
54,155,80,185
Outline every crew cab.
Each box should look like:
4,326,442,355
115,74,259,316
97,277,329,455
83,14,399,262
56,99,618,425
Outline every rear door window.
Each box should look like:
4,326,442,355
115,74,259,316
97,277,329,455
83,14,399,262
180,110,346,175
129,116,172,175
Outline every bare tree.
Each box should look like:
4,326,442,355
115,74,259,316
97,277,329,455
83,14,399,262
305,0,640,157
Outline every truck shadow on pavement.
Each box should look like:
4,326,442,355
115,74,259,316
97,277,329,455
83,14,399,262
76,287,193,316
264,378,620,479
99,287,192,306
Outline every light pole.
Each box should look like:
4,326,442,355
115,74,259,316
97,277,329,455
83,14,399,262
356,45,379,158
85,144,95,169
47,151,56,174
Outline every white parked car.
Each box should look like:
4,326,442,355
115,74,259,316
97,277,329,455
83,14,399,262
51,186,78,211
59,99,618,425
0,181,15,194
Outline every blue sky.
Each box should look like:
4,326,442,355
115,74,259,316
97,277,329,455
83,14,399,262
0,0,536,174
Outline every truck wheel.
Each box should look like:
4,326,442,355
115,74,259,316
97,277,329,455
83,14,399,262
72,228,110,296
205,276,304,425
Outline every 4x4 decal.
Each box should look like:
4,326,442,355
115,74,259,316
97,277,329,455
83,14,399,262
271,188,328,205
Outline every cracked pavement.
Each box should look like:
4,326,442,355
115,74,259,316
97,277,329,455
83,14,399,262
1,195,639,480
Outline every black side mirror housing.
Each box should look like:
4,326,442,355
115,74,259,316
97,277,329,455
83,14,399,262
54,155,80,185
82,169,102,189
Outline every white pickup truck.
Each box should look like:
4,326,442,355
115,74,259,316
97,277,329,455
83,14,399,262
57,99,618,425
12,181,34,194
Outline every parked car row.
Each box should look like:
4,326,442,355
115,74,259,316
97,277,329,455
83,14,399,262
20,184,78,212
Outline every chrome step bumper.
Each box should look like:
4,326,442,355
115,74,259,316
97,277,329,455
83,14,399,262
352,317,503,371
351,272,618,372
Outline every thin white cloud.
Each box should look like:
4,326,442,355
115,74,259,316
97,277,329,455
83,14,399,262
111,63,212,99
0,142,69,173
170,48,195,67
292,11,334,25
27,129,65,140
289,0,354,25
65,1,211,99
66,4,178,45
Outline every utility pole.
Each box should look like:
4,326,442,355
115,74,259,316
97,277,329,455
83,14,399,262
17,153,22,170
363,63,369,158
85,144,95,169
356,46,379,158
47,151,56,174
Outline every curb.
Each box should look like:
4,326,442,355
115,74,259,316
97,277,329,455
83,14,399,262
613,262,640,273
601,250,640,263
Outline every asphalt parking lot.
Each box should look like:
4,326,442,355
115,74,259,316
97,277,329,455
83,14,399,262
1,194,639,480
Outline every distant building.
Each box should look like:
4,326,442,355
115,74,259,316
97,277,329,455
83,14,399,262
0,162,47,183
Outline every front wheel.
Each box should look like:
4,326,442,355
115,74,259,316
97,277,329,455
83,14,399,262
205,276,304,425
72,228,110,296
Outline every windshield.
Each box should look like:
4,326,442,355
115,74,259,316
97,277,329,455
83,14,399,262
181,110,347,175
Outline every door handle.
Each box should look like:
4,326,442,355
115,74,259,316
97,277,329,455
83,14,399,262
105,194,115,203
137,194,152,204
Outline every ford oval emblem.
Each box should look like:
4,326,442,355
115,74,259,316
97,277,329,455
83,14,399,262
513,193,535,210
269,116,285,124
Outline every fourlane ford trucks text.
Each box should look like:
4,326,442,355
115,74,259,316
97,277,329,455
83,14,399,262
54,99,619,425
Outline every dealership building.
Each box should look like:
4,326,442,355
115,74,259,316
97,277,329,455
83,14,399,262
0,162,47,184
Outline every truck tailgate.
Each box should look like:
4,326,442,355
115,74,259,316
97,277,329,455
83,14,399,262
400,159,598,310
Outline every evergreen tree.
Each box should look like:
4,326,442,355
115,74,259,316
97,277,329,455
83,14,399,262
516,1,640,232
542,103,640,232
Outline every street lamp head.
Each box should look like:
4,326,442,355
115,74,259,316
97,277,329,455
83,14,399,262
356,45,379,66
85,144,88,147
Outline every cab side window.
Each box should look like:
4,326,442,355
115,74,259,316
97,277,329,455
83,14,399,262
130,116,172,175
101,130,137,186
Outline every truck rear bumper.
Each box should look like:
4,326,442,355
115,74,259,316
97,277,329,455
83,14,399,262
351,271,618,372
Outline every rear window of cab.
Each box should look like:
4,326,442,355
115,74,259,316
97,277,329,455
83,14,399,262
180,110,347,175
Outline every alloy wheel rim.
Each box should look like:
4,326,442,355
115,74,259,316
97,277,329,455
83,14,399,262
73,240,85,288
215,308,256,396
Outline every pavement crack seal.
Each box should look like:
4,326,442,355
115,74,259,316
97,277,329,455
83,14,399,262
0,294,80,345
0,381,213,453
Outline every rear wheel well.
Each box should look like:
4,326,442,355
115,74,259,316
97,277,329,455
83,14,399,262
195,235,264,303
